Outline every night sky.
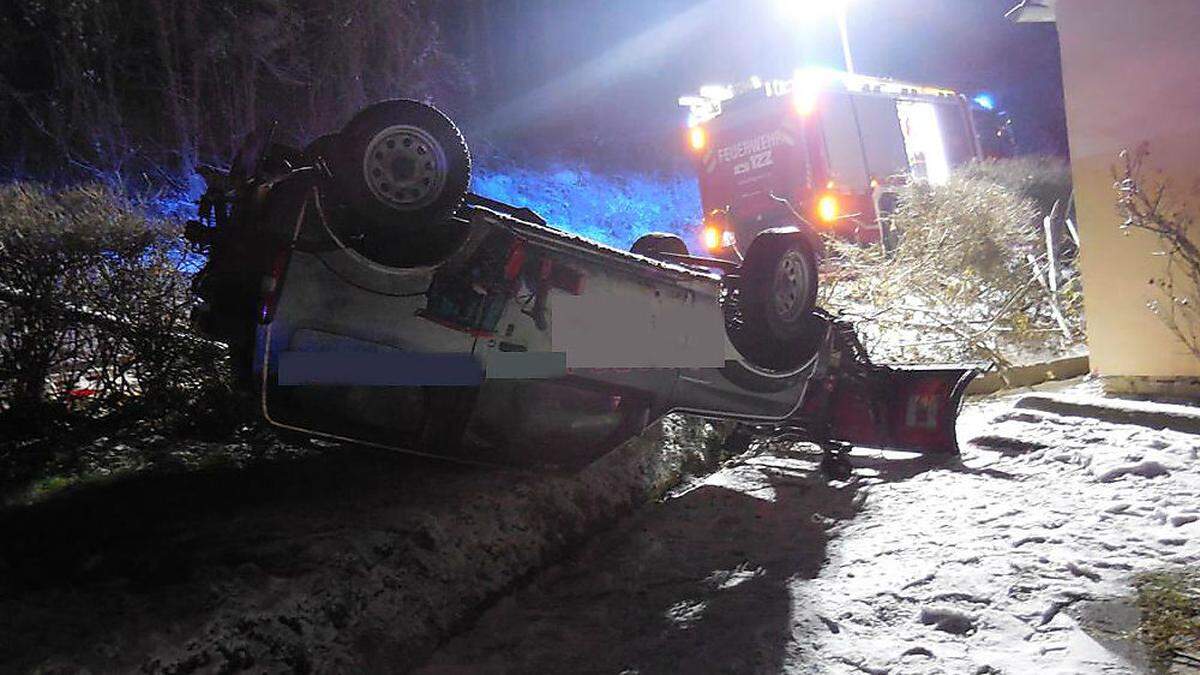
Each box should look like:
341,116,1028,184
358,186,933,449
464,0,1067,168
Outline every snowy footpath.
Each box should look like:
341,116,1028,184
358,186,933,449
417,381,1200,674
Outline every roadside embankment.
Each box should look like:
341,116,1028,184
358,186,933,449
0,417,723,673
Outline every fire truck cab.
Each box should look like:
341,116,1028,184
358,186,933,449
680,69,988,252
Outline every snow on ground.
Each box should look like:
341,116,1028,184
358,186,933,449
418,382,1200,674
797,389,1200,674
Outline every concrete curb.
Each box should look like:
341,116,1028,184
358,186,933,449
1015,394,1200,436
966,355,1090,396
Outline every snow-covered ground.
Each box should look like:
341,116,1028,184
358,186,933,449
417,380,1200,674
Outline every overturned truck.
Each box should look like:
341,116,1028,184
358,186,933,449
185,100,975,473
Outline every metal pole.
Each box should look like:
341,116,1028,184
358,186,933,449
836,8,855,73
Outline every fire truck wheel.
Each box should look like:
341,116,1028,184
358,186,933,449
630,233,689,260
741,234,818,342
329,100,471,262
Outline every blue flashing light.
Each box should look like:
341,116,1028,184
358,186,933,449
973,93,996,111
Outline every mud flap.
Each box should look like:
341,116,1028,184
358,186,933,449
821,367,977,455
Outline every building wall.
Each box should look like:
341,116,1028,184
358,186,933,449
1056,0,1200,386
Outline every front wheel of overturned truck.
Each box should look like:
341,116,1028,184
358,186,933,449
741,233,819,342
326,99,472,267
728,230,824,372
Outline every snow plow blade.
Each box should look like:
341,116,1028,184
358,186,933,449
821,367,977,455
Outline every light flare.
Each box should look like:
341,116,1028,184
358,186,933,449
817,194,840,223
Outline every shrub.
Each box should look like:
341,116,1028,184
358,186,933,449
958,156,1073,218
822,176,1084,370
0,182,232,440
1115,144,1200,359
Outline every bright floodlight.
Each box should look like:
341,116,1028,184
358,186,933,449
777,0,856,73
776,0,850,22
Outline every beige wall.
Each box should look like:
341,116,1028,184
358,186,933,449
1056,0,1200,380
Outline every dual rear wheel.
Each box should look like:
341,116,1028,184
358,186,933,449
307,100,472,267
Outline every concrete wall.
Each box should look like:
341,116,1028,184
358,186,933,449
1055,0,1200,387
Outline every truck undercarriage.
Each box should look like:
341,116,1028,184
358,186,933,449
184,100,976,473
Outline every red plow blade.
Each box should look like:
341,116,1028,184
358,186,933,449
818,367,977,455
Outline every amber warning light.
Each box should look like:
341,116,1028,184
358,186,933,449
702,226,736,252
689,126,707,152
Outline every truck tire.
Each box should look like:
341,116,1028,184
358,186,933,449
630,232,689,260
327,100,471,266
740,232,819,342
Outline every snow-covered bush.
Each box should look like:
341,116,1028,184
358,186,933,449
822,177,1084,370
0,183,231,437
958,156,1073,218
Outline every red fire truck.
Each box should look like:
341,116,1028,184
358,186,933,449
680,69,990,252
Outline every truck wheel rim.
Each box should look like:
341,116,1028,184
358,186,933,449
771,249,810,323
362,125,448,211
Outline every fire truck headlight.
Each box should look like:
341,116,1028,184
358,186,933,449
817,194,840,223
722,230,737,248
793,88,819,117
702,226,721,251
689,126,707,152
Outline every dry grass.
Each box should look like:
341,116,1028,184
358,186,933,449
1134,568,1200,668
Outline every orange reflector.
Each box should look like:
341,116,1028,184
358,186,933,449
689,126,707,152
702,226,721,251
817,194,840,223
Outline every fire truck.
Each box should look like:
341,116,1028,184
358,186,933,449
680,69,997,253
